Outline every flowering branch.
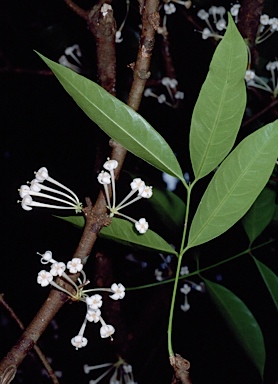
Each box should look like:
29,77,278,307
0,0,160,380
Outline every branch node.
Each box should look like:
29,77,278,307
170,354,192,384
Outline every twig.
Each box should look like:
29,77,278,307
0,294,60,384
242,98,278,128
128,0,160,111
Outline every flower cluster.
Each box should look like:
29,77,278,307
197,4,240,40
37,250,125,349
18,167,83,213
245,61,278,98
154,253,174,281
180,281,205,312
256,14,278,44
84,357,137,384
97,159,153,234
59,44,84,74
163,0,191,16
144,77,184,108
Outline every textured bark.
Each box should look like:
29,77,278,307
128,0,160,111
237,0,266,64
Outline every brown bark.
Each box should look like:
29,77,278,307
127,0,160,111
237,0,266,65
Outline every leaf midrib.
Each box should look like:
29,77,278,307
189,130,275,247
51,60,182,178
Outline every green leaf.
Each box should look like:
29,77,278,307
253,257,278,310
204,279,266,378
242,186,276,245
190,14,247,180
54,215,85,228
100,217,178,255
147,187,186,230
55,215,177,254
36,52,184,181
188,122,278,248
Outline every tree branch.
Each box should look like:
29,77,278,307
128,0,160,111
0,0,160,380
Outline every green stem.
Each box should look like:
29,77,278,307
127,239,274,291
167,254,182,356
167,185,192,356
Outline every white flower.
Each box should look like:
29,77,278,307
50,262,66,277
181,283,191,294
245,70,255,82
97,171,111,185
37,270,53,287
71,335,88,350
162,173,179,191
86,309,101,323
100,324,115,338
175,91,184,100
39,250,55,264
110,283,125,300
260,14,270,25
208,5,218,16
86,294,103,310
216,18,226,31
130,178,146,194
269,17,278,31
202,28,213,40
180,303,190,312
35,167,49,182
230,4,240,17
67,258,83,273
144,88,153,97
123,363,132,373
164,3,176,14
197,9,209,20
19,185,31,198
169,79,178,89
21,195,33,211
161,77,178,88
217,6,225,17
115,30,123,43
135,218,149,234
157,94,166,104
161,77,171,86
180,266,189,276
103,159,118,171
139,186,153,198
266,61,278,71
155,268,163,281
29,179,42,192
